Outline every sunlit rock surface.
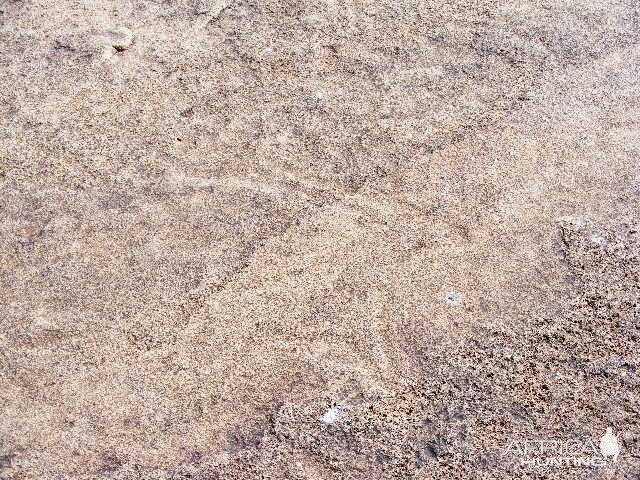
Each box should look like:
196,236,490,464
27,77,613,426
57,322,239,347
1,0,639,478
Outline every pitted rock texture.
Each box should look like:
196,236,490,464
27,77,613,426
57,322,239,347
1,0,639,478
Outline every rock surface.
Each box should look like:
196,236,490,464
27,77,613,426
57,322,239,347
1,0,639,478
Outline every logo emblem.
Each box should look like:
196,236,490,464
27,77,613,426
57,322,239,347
599,427,620,463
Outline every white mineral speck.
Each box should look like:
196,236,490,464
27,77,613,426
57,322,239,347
321,406,344,424
446,291,463,307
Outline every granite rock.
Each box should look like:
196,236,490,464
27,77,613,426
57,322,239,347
1,0,639,478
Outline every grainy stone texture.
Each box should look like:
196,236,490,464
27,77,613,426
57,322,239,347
1,0,639,478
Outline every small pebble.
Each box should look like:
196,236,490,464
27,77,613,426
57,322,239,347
590,233,605,245
446,291,463,307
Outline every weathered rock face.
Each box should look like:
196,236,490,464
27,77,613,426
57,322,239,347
1,0,638,478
